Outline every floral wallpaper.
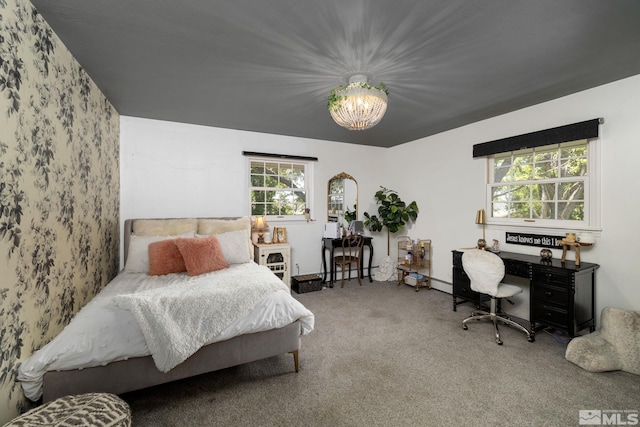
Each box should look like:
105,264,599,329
0,0,120,422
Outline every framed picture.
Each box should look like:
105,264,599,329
274,227,287,243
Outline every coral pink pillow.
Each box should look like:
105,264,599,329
175,236,229,276
148,239,186,276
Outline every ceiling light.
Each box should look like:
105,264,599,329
328,74,388,131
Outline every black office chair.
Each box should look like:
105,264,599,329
461,249,534,345
333,234,364,288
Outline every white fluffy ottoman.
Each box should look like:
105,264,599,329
6,393,131,426
565,306,640,375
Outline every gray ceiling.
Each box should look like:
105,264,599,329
31,1,640,148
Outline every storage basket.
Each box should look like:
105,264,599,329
292,274,323,294
404,272,425,286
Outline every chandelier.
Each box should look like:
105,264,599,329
328,74,388,131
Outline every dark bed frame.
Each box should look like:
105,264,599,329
41,217,302,402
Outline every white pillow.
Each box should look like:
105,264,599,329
197,217,251,235
124,233,194,273
198,230,252,264
133,218,198,236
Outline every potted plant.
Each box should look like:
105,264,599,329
363,187,419,255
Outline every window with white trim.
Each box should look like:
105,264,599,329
487,139,600,229
248,156,313,220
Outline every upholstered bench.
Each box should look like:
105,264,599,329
565,306,640,375
5,393,131,426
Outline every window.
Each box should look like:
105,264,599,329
248,156,313,220
487,139,599,229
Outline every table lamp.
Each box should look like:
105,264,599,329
475,209,486,250
253,216,269,244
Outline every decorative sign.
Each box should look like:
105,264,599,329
505,232,564,248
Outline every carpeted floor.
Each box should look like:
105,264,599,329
122,280,639,426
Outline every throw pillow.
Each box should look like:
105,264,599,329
148,239,186,276
197,230,251,264
175,236,229,276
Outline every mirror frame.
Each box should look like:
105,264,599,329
327,172,358,224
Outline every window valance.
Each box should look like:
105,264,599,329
472,118,602,158
243,151,318,162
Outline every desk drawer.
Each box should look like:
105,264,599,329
453,267,480,299
532,266,572,288
533,283,570,307
532,302,569,328
505,260,529,278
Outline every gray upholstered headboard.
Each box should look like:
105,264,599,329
123,217,250,265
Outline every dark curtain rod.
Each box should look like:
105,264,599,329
473,118,603,158
243,151,318,162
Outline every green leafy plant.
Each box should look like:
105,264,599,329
344,204,357,225
363,187,419,255
327,82,389,112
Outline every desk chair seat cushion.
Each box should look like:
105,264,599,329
462,249,511,297
495,283,524,299
565,307,640,375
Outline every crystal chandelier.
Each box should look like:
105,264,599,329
328,74,388,131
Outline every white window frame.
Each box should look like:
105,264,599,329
485,138,601,231
246,155,314,222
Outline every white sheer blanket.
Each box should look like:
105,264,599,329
18,263,314,401
113,264,290,372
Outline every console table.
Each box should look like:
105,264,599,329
452,250,599,338
322,237,374,287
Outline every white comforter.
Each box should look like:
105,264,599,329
18,263,314,401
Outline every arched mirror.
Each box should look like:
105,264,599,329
327,172,358,225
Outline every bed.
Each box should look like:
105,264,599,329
18,217,314,403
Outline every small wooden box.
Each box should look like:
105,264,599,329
292,274,322,294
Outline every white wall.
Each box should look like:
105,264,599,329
389,74,640,316
121,74,640,322
120,118,390,277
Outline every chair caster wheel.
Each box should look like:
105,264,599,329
463,325,468,330
496,339,503,345
528,337,535,342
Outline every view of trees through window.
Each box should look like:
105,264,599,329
490,140,587,221
250,159,307,217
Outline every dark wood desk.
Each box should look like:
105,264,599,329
452,250,599,338
322,237,374,287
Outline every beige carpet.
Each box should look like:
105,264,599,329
122,281,639,426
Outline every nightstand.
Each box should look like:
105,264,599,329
253,242,291,288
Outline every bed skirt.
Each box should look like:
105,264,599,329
42,320,301,402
